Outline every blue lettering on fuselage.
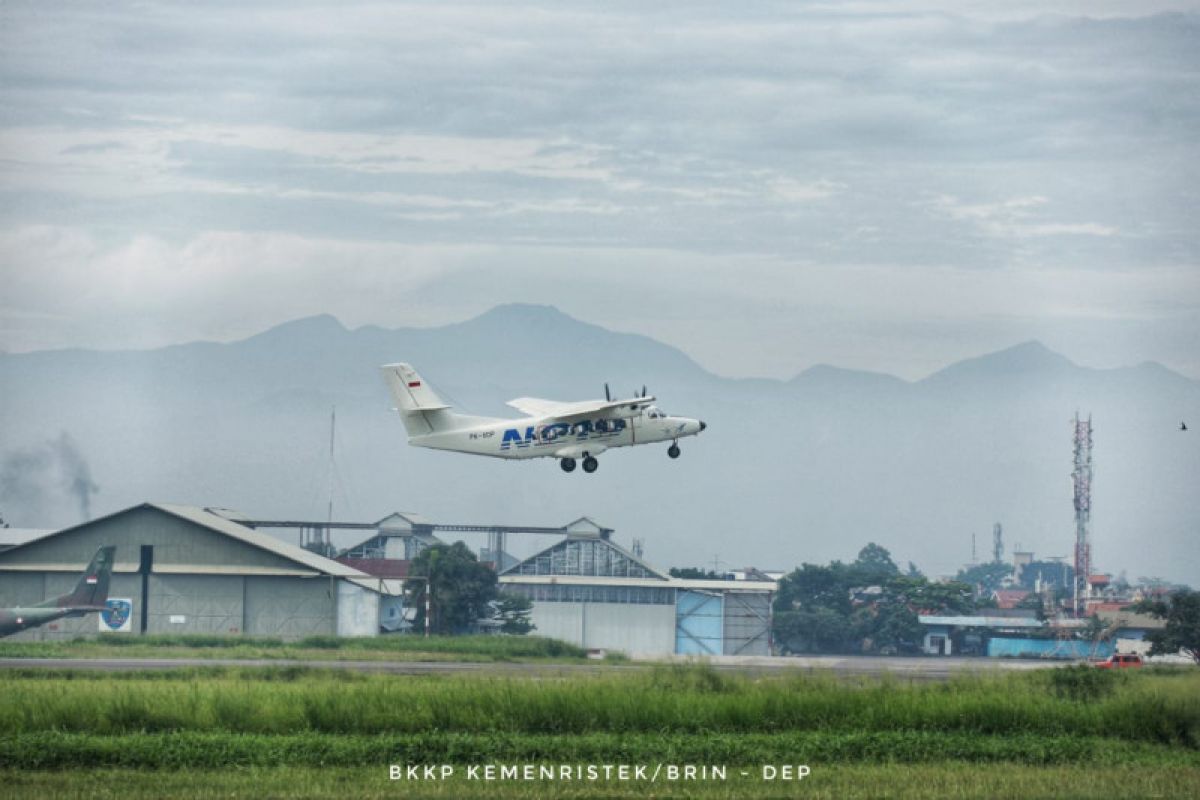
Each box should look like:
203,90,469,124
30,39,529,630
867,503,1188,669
499,418,625,450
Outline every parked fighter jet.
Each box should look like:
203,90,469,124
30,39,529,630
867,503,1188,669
0,545,116,636
381,363,706,473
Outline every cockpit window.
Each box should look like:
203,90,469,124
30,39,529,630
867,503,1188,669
646,406,665,419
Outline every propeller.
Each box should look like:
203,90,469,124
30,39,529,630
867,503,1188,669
605,383,611,402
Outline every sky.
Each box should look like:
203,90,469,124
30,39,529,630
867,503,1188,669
1,1,1198,381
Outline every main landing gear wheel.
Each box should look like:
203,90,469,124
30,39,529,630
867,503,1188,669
560,458,576,473
582,456,599,473
668,443,681,459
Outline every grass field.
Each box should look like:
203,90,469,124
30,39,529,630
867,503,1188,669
0,632,591,662
0,663,1196,798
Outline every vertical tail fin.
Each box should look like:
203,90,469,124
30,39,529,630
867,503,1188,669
60,545,115,609
381,363,451,413
380,363,469,436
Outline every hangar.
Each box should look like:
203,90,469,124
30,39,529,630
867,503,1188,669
0,503,398,641
499,519,776,657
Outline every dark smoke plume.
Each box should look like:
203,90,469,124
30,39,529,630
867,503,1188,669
0,432,99,526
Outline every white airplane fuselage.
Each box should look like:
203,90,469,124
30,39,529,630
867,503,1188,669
410,408,704,461
381,362,705,472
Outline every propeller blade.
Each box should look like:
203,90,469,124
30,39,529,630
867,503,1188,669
605,383,611,402
642,385,647,398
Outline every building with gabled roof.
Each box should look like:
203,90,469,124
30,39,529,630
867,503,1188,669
499,523,776,657
0,503,400,641
992,588,1032,609
340,512,446,563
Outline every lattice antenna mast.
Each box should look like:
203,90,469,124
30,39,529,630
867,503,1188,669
1072,413,1093,617
992,523,1003,564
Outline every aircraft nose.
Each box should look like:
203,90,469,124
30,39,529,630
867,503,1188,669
699,420,707,432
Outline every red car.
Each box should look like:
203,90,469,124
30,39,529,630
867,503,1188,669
1094,653,1143,669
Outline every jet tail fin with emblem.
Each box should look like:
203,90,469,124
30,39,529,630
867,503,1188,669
37,545,115,610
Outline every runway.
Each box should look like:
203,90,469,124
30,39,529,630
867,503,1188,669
0,654,1070,679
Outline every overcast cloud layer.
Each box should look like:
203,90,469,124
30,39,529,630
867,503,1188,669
1,1,1198,380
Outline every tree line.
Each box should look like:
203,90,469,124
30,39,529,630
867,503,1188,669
770,543,977,655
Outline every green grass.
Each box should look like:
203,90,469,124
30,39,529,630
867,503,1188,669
0,633,587,662
1,665,1196,798
0,665,1197,746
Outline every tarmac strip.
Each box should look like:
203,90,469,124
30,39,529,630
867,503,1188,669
0,654,1070,679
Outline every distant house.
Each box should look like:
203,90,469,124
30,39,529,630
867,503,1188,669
1093,605,1165,654
991,589,1031,609
918,614,1044,656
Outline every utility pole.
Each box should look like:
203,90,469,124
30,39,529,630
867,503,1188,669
1072,413,1094,618
326,406,336,554
426,549,437,637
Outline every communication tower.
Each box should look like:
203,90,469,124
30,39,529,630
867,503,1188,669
1072,413,1093,617
992,523,1003,563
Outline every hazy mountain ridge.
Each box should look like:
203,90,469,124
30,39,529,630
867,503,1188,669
1,305,1197,582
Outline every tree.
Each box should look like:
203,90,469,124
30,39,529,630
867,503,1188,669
774,608,853,654
406,542,498,635
850,543,900,586
775,562,854,615
774,545,977,655
1136,589,1200,664
494,592,535,635
888,576,976,615
956,562,1014,596
863,603,922,653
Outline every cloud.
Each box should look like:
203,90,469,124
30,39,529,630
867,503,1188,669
0,2,1196,380
931,194,1119,238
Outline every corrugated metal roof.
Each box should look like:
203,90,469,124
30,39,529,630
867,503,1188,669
0,503,407,595
0,529,55,548
152,503,370,578
500,534,670,580
500,574,776,592
374,511,430,528
1095,609,1164,629
919,615,1044,628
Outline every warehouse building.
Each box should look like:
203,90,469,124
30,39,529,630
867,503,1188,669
499,519,776,657
0,503,399,641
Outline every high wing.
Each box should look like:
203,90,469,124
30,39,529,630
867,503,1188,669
506,395,657,422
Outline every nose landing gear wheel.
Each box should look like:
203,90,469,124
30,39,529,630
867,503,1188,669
582,456,599,473
560,458,577,473
668,443,681,459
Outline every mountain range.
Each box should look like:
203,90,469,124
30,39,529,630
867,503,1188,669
1,304,1197,583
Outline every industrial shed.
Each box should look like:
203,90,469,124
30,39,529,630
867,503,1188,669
499,520,775,657
0,503,398,641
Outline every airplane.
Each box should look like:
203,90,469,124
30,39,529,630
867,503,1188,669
0,545,116,637
381,363,706,474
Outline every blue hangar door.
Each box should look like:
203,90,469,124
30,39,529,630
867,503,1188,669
676,591,723,655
